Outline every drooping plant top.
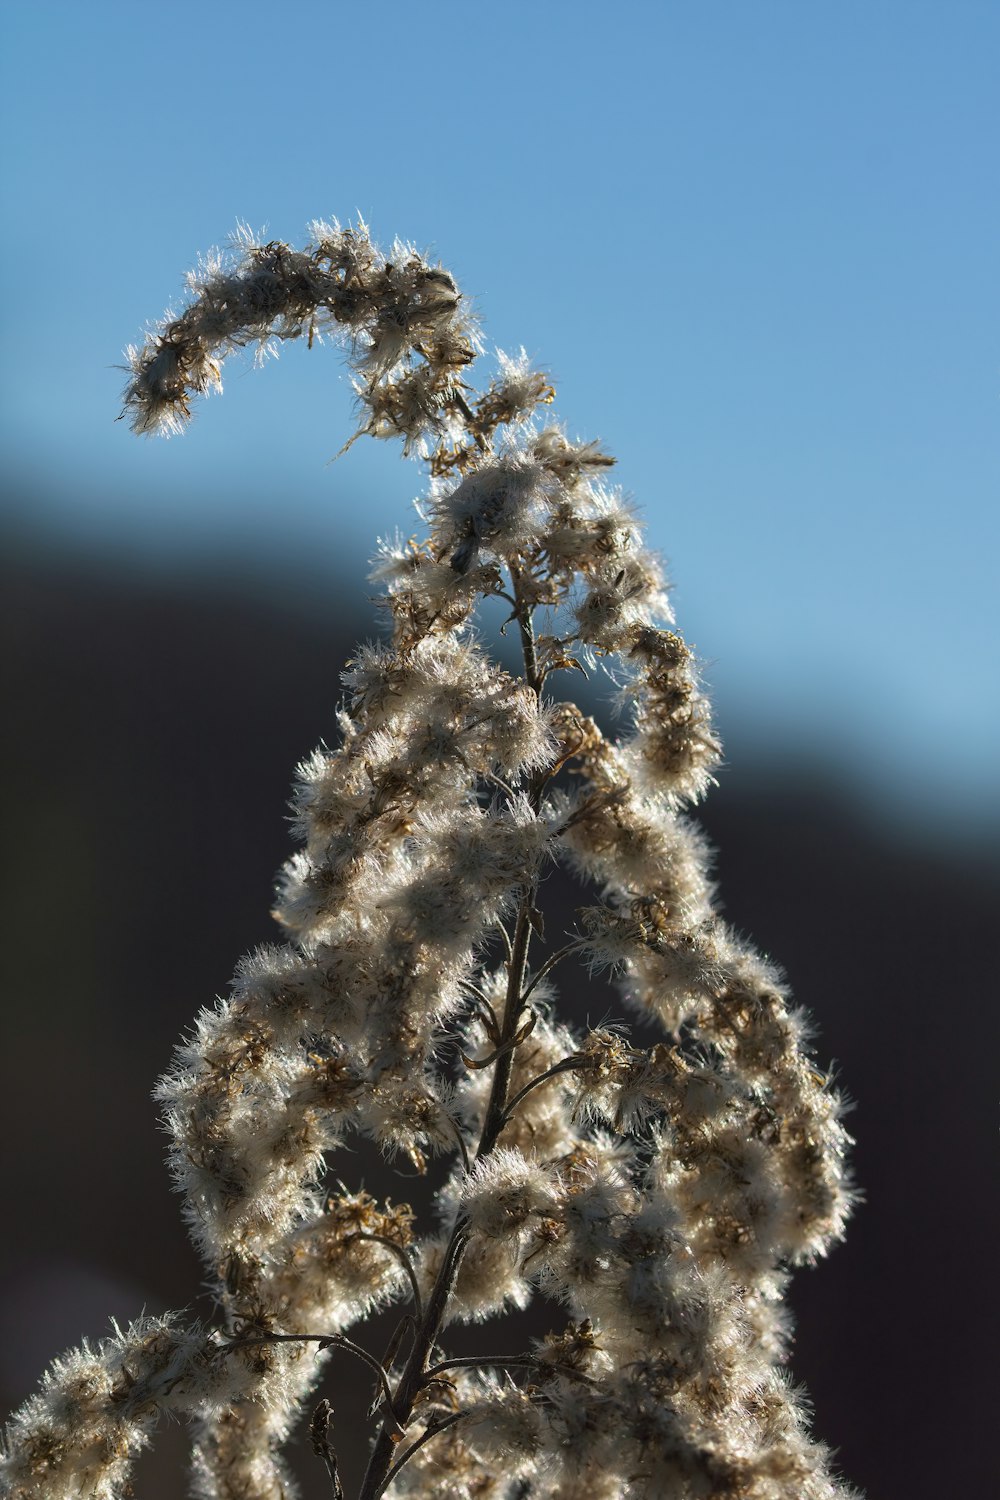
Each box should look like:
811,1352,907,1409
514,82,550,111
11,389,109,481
2,221,855,1500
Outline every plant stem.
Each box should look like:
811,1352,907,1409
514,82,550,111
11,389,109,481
356,579,544,1500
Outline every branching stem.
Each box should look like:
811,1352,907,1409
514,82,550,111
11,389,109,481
520,939,589,1005
357,573,545,1500
370,1410,470,1500
501,1054,596,1126
344,1234,424,1325
424,1354,600,1387
220,1332,404,1432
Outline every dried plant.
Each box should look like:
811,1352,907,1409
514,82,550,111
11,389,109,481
2,221,856,1499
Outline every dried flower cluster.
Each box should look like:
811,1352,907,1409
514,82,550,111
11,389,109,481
2,222,856,1499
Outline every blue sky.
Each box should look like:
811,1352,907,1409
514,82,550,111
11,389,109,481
2,0,998,830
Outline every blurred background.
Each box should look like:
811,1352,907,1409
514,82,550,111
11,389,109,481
2,2,998,1495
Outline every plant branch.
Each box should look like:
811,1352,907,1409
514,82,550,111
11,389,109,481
502,1055,597,1126
424,1353,599,1387
344,1234,424,1325
357,574,546,1500
220,1332,404,1432
519,939,589,1005
370,1410,471,1500
441,1107,472,1176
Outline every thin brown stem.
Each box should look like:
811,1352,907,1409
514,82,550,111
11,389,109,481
220,1332,403,1432
496,920,515,965
474,894,539,1161
369,1316,414,1412
461,1012,536,1071
457,977,494,1013
441,1107,472,1176
425,1354,599,1387
370,1410,470,1500
344,1234,424,1325
510,569,544,699
502,1055,597,1126
357,577,546,1500
484,769,518,802
520,940,589,1005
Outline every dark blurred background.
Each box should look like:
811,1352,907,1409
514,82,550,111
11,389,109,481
2,522,997,1498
